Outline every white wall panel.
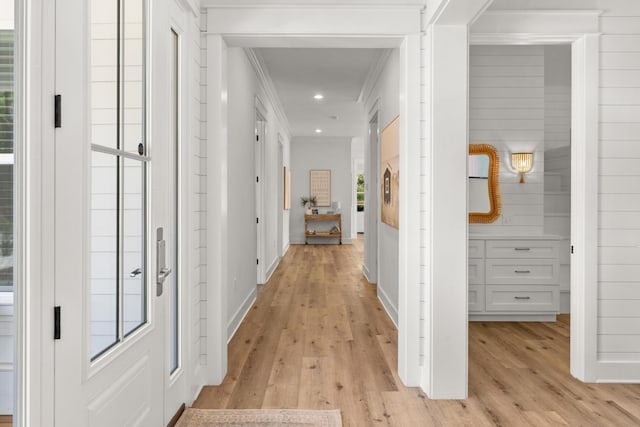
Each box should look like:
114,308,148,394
469,45,545,235
598,9,640,362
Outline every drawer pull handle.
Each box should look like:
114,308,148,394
515,247,531,251
514,296,531,300
514,270,531,274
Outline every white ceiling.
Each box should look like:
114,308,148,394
255,48,384,137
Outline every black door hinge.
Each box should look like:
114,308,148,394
571,245,574,254
256,176,259,183
54,306,61,340
54,95,62,128
257,258,259,265
256,135,259,142
256,217,259,224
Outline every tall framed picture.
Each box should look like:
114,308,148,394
310,169,331,207
380,116,399,229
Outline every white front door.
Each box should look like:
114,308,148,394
53,0,179,424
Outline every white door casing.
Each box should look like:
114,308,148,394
471,9,601,383
204,5,423,388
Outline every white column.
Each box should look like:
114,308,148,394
425,24,469,399
205,34,229,385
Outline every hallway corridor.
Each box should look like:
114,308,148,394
193,240,640,426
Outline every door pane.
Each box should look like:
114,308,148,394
123,157,145,335
169,29,179,373
0,14,15,416
122,0,144,154
90,151,119,358
91,0,118,149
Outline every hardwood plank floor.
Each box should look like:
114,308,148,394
194,239,640,426
0,415,11,427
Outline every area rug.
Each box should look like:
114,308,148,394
175,408,342,427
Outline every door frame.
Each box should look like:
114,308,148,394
470,11,601,381
15,0,198,424
364,109,380,284
203,5,423,386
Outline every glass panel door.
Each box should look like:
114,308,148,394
89,0,148,360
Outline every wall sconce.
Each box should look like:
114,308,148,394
512,152,533,183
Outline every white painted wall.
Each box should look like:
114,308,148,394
289,137,352,244
364,48,399,325
225,47,291,340
469,45,545,235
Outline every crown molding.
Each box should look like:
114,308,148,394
472,9,602,37
176,0,199,16
358,48,392,105
245,49,293,140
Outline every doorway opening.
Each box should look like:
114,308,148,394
467,39,588,389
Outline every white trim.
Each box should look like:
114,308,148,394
472,10,601,36
19,0,57,424
202,2,424,10
377,285,398,328
357,49,392,104
596,362,640,383
362,265,373,283
265,256,279,283
205,34,229,385
397,35,422,388
205,5,424,391
246,50,292,140
467,14,601,384
281,242,290,258
204,6,422,37
176,0,199,17
226,288,256,343
570,34,599,382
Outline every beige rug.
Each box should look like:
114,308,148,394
175,408,342,427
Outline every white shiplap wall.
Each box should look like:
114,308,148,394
598,4,640,362
193,7,207,380
469,45,545,235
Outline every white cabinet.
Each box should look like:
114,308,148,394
469,236,561,321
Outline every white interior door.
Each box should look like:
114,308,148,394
53,0,174,425
255,114,266,284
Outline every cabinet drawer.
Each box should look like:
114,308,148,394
486,240,558,259
486,285,558,312
468,259,485,285
469,285,484,312
469,240,485,259
486,259,559,285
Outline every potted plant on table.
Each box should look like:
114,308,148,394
300,196,317,215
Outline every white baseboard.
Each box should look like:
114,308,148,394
596,361,640,383
227,287,257,343
377,285,398,328
362,264,373,283
281,242,290,257
265,256,279,283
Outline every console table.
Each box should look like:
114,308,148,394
304,214,342,244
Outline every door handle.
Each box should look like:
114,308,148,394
129,267,142,278
156,227,171,296
158,267,172,282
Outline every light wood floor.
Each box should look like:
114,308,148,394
0,415,10,427
194,239,640,426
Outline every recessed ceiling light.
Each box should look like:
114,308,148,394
315,129,323,133
314,94,324,100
